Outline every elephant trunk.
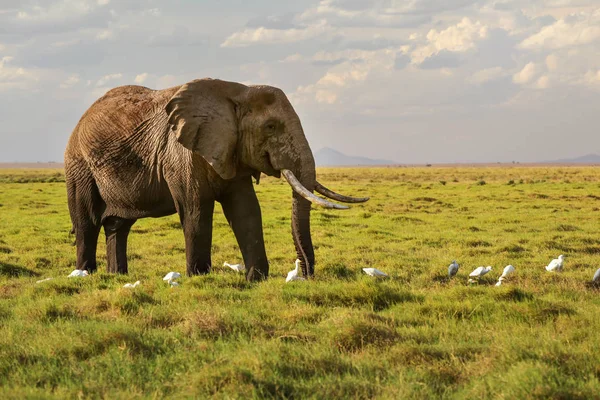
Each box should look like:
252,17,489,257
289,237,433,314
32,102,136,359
292,192,314,277
278,119,368,278
290,161,316,278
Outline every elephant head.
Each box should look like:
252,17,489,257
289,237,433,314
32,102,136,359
165,78,368,277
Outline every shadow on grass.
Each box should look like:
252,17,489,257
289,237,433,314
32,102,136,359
432,275,451,284
493,287,534,302
286,283,423,311
0,261,40,277
321,263,358,280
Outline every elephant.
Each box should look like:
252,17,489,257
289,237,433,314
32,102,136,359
64,78,369,281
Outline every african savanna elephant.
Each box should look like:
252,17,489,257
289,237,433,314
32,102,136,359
64,78,368,281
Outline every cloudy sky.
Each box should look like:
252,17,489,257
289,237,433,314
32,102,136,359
0,0,599,163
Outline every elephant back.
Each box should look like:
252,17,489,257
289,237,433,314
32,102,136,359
77,85,179,142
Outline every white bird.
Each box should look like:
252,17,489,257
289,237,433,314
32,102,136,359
495,265,516,287
36,277,53,284
448,260,459,277
362,267,388,277
123,280,141,288
545,255,565,272
286,259,305,282
169,281,180,287
223,261,245,273
67,269,89,278
469,266,492,278
162,271,181,282
593,268,600,283
500,265,515,279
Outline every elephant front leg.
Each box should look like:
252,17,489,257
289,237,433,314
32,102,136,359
180,202,215,276
220,178,269,281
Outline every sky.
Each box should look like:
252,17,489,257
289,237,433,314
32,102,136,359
0,0,599,164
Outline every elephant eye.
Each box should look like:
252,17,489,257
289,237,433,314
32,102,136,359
263,120,279,134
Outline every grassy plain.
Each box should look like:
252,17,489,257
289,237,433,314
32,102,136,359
1,166,600,399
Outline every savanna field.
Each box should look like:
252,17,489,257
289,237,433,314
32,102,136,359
1,166,600,399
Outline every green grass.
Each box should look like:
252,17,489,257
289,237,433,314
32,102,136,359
1,166,600,399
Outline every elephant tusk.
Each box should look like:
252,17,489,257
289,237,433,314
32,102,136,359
315,181,369,203
281,170,349,210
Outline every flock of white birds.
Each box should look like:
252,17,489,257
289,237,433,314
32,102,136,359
35,254,600,287
446,254,600,287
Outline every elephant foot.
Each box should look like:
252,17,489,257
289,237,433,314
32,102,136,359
245,265,268,282
186,262,211,276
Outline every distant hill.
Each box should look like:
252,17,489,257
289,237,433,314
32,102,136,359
314,147,396,166
542,153,600,164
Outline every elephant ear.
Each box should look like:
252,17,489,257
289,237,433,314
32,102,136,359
165,79,246,180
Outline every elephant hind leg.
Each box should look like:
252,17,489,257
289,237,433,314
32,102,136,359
103,216,136,274
66,170,104,273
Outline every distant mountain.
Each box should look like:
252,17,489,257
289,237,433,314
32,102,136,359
542,153,600,164
314,147,397,166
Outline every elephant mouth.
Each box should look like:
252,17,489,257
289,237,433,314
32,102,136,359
263,152,281,178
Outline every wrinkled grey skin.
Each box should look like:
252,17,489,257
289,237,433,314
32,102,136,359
64,78,320,281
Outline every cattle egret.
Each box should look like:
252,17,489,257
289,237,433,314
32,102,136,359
123,280,141,288
163,272,181,282
593,268,600,283
501,265,515,279
163,271,181,286
286,259,305,282
36,277,53,284
362,268,388,277
545,255,564,272
224,262,245,273
469,266,492,278
68,269,89,278
448,260,459,277
495,265,516,287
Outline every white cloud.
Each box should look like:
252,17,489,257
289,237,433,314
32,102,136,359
292,48,396,105
298,0,432,28
583,69,600,84
513,62,538,84
0,56,39,91
134,73,148,84
16,0,108,24
143,8,160,17
281,53,303,63
95,28,113,40
59,74,80,89
545,53,559,71
519,10,600,49
0,56,13,66
51,38,81,48
221,21,331,47
96,73,122,87
155,74,179,89
411,18,489,64
536,75,550,88
468,67,506,84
